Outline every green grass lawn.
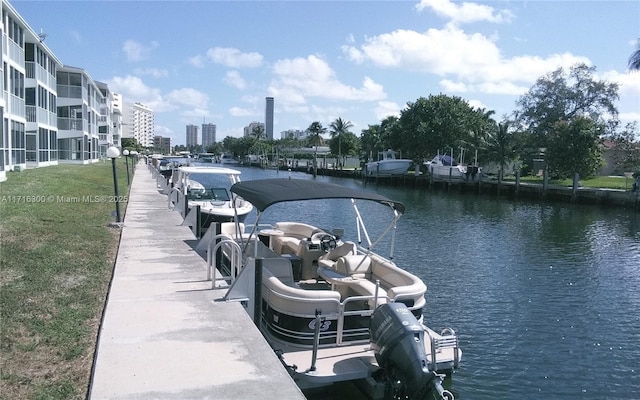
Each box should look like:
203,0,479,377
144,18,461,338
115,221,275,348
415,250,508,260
0,161,130,400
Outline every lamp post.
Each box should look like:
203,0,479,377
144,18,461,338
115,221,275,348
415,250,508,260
106,146,122,223
122,149,130,185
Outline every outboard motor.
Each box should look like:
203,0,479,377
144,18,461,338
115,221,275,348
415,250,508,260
370,302,453,400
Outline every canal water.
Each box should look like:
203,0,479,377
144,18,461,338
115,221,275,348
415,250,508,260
192,164,640,399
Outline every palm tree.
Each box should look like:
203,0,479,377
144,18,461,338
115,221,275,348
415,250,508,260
251,125,265,140
485,122,513,182
307,121,327,177
329,117,353,169
629,39,640,70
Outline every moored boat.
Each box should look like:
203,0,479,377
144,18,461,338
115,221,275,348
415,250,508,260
365,149,412,177
172,166,253,227
425,154,481,182
213,179,461,399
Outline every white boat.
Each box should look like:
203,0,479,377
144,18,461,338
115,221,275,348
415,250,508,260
215,179,461,399
424,154,481,182
173,166,253,226
219,152,240,165
365,149,412,176
197,153,215,163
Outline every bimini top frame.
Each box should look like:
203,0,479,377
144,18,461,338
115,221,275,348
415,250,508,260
230,178,404,257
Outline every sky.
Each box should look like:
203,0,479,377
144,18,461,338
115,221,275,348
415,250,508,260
12,0,640,146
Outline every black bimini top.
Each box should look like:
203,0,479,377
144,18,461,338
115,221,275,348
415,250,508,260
230,178,405,214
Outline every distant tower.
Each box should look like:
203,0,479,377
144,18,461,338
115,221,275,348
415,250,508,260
265,97,274,140
202,123,216,148
186,124,198,147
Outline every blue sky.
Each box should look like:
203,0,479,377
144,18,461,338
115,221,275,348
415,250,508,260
13,0,640,145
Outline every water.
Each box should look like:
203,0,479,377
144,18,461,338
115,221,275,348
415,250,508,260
195,164,640,399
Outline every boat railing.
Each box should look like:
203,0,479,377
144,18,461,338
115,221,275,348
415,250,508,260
208,234,243,289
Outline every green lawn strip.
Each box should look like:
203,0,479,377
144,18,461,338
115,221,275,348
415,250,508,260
1,162,130,400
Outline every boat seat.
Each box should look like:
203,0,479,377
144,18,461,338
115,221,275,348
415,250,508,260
330,255,387,307
335,255,372,278
263,258,295,286
317,241,357,269
262,258,341,315
271,222,319,255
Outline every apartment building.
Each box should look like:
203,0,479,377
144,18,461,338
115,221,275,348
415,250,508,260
122,102,153,148
201,123,216,148
56,65,101,163
186,123,198,147
154,135,171,155
2,0,63,180
0,0,153,181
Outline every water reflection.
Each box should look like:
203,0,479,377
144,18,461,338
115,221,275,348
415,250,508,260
198,165,640,399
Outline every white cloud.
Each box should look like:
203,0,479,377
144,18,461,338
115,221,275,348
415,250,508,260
188,55,205,68
122,40,158,62
343,26,590,96
106,75,164,107
164,88,210,108
415,0,514,25
229,106,259,117
206,47,263,68
269,55,386,105
375,101,401,121
224,70,247,89
133,68,169,78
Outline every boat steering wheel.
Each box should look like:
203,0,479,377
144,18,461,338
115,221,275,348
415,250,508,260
319,234,337,251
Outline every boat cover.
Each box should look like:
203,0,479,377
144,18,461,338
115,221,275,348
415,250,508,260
439,155,457,166
230,178,405,214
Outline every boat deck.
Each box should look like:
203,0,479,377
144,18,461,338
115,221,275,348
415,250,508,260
267,328,461,390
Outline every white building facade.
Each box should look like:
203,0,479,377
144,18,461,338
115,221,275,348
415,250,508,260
122,102,153,148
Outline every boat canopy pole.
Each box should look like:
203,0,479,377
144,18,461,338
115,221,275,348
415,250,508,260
351,199,372,248
239,209,263,255
368,209,401,257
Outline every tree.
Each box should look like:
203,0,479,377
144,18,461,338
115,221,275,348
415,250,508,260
329,131,359,167
307,121,327,177
484,121,515,179
397,94,486,162
120,137,140,151
251,125,266,140
513,63,619,149
329,117,354,168
359,124,383,163
629,39,640,70
546,116,604,179
608,122,640,174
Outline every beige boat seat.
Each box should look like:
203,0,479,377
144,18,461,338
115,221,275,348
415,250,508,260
262,258,341,316
317,241,357,269
272,222,319,255
332,255,387,307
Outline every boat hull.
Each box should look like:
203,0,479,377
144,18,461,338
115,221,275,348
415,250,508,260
365,160,412,176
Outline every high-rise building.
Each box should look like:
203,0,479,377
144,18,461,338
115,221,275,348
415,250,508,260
122,102,154,148
186,124,198,147
202,123,216,148
265,97,274,140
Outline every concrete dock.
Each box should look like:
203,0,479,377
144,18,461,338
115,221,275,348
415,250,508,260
89,163,305,400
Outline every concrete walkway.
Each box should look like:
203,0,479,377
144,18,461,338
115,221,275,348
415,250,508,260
89,163,305,400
